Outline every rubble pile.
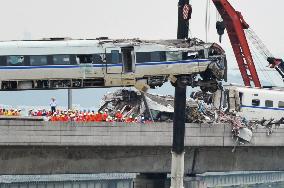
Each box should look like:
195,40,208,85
99,89,176,122
99,89,283,136
99,89,221,123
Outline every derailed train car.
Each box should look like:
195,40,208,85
0,37,227,91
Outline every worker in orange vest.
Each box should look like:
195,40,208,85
115,110,123,122
95,111,103,122
126,115,134,123
102,109,109,121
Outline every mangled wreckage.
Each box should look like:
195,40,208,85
99,86,284,144
99,89,216,123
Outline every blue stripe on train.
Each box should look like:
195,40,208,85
0,59,211,70
241,105,284,111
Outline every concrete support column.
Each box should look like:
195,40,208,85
133,173,169,188
68,89,72,109
184,177,207,188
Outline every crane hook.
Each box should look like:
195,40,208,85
216,21,225,43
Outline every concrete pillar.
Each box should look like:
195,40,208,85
184,177,207,188
68,89,72,109
133,173,169,188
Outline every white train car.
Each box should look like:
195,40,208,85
0,38,227,91
215,86,284,121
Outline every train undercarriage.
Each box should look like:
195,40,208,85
0,71,221,92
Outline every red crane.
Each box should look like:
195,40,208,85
211,0,284,86
212,0,261,87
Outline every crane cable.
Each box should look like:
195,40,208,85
245,29,273,59
249,42,277,86
205,0,211,42
245,28,282,85
216,6,222,22
248,37,279,86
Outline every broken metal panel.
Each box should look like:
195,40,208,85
213,90,223,109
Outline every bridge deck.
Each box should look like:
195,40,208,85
0,120,283,146
1,120,284,174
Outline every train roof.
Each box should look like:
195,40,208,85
0,37,217,50
224,85,284,94
0,37,225,56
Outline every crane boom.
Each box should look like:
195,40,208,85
212,0,261,87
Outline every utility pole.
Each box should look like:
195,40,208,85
68,89,72,110
171,0,190,188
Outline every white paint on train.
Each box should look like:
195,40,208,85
0,38,227,91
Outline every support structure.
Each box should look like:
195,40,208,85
171,84,187,188
171,0,191,187
177,0,190,39
68,89,72,110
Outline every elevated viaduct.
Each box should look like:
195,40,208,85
0,120,284,176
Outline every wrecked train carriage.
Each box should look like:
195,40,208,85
0,38,226,92
213,85,284,122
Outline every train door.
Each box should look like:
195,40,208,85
104,48,122,74
121,46,135,73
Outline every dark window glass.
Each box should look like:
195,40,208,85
252,99,260,106
7,56,24,66
106,51,121,64
93,54,104,64
53,55,70,65
150,51,166,62
30,56,48,66
69,55,77,65
265,100,273,107
279,101,284,108
136,52,151,63
77,55,93,64
0,56,7,66
111,50,120,63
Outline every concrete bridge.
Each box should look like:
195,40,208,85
0,120,284,176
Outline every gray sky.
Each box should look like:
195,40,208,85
0,0,283,108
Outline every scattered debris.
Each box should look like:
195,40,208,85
99,88,283,147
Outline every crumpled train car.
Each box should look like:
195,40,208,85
0,37,226,91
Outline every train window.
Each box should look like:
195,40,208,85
150,51,166,62
93,54,104,64
136,52,151,63
278,101,284,108
7,56,24,66
166,51,182,61
30,56,48,66
265,100,273,107
106,51,121,64
111,50,120,63
69,55,77,65
0,56,7,66
53,55,70,65
77,55,93,64
251,99,260,106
